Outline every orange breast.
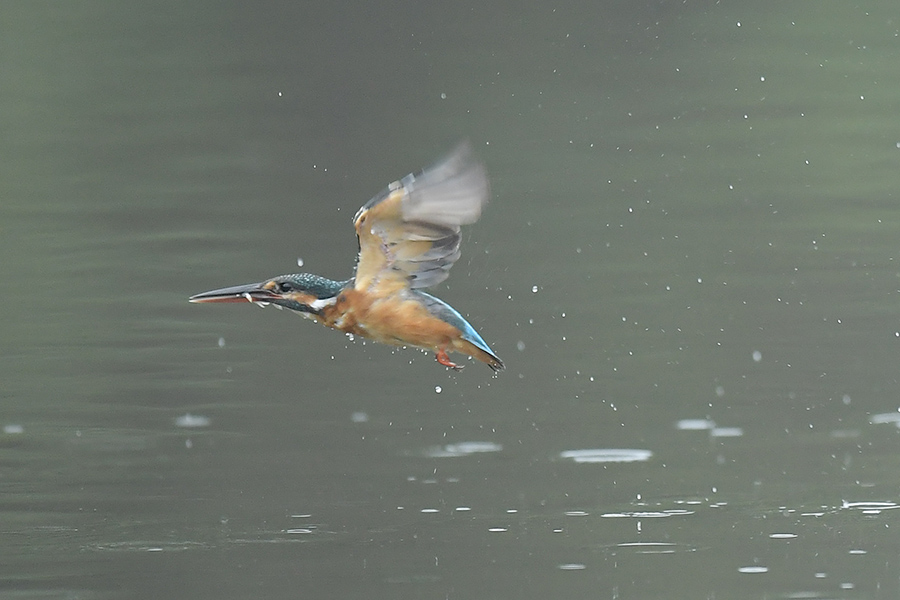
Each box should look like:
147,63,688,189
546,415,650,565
318,289,459,350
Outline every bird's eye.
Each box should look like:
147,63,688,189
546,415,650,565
277,282,293,293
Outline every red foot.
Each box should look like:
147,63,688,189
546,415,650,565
435,348,464,371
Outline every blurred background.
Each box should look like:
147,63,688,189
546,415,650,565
4,1,900,598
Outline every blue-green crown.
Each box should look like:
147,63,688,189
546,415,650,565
272,273,349,299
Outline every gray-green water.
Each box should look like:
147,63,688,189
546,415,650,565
4,2,900,598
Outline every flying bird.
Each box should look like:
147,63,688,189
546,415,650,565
190,144,504,372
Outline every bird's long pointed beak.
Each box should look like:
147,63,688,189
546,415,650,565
189,282,277,304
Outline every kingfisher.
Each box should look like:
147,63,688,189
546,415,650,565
189,144,504,372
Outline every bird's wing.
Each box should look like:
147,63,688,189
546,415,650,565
352,143,489,293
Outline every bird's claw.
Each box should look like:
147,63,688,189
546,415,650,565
436,349,464,371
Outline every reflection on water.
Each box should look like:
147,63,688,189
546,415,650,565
560,448,653,463
174,413,211,428
5,1,900,598
676,418,718,430
421,441,504,458
869,412,900,425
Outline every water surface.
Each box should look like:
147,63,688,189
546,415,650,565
4,2,900,598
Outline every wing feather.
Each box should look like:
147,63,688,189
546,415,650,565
353,143,489,292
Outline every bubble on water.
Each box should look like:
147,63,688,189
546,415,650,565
218,337,225,348
435,386,442,394
711,427,743,438
297,257,304,267
738,566,768,574
532,285,539,293
175,414,211,428
516,340,525,351
676,419,715,431
752,350,762,362
423,441,503,458
560,448,652,463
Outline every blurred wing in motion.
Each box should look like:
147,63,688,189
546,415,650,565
352,143,489,294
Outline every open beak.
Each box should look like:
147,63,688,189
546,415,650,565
189,282,278,304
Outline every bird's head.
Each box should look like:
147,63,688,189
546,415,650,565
189,273,348,315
